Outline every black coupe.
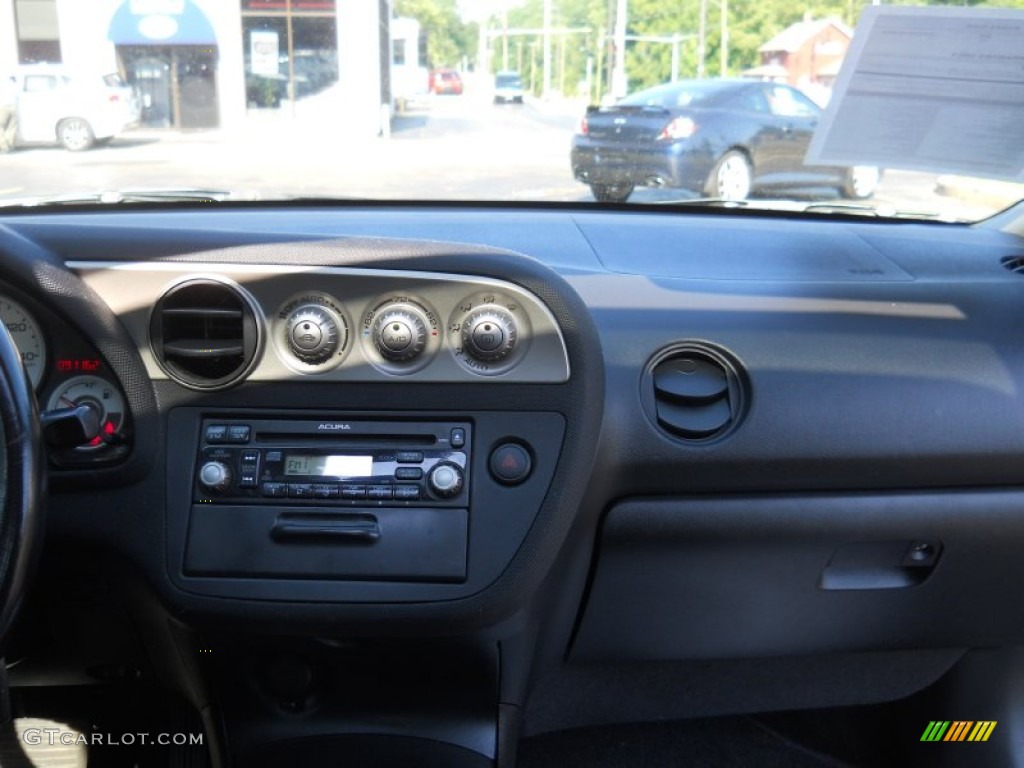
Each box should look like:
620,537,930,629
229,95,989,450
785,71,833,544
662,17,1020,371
571,78,879,203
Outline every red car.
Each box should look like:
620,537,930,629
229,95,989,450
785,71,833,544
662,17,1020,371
429,68,463,95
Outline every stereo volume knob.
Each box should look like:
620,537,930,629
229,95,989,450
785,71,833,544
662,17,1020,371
198,461,232,493
461,307,518,363
286,304,344,365
427,462,464,499
373,305,428,362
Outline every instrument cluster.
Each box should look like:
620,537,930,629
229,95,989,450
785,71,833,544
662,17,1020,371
0,290,130,465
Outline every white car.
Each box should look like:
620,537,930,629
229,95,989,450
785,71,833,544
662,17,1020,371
12,65,139,151
494,71,524,104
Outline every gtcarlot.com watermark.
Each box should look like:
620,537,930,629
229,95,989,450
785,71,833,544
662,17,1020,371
23,728,203,747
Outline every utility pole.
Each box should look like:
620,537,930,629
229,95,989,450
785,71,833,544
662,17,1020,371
671,33,680,82
502,7,509,71
286,0,296,116
697,0,707,78
611,0,627,98
559,34,566,95
542,0,552,95
720,0,728,76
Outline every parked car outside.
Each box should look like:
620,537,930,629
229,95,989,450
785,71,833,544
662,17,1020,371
10,64,140,151
571,77,879,203
494,71,524,104
430,68,463,95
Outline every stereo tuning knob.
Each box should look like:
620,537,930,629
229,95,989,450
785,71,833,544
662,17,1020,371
286,304,345,365
373,305,428,362
427,462,464,499
461,307,518,363
198,460,232,493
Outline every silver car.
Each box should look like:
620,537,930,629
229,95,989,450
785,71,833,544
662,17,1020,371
11,65,140,151
493,71,524,104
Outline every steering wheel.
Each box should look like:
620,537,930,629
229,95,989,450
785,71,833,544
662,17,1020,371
0,321,43,646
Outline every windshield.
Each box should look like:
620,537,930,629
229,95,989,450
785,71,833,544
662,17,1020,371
618,81,733,109
0,1,1022,221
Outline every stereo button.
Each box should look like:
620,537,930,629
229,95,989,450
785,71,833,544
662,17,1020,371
205,425,228,443
396,451,424,464
368,485,394,500
288,483,314,499
313,483,340,499
450,428,466,448
262,482,288,498
395,467,423,480
394,486,421,500
226,425,251,444
341,485,367,500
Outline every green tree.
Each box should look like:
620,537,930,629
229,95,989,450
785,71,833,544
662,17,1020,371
395,0,477,68
491,0,1024,99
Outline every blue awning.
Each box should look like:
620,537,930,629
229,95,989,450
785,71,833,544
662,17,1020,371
108,0,217,46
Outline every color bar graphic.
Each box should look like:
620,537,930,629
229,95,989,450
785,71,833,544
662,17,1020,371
920,720,996,742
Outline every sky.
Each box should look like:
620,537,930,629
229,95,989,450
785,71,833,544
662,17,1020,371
458,0,525,24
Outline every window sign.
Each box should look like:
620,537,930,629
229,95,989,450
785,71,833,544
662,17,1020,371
251,30,279,76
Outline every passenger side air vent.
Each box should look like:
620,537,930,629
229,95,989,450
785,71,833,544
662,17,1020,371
150,278,261,390
643,344,748,441
1000,255,1024,274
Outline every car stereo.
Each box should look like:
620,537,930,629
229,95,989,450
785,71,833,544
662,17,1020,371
193,417,470,507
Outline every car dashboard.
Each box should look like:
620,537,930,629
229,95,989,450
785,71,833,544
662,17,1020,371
2,203,1024,767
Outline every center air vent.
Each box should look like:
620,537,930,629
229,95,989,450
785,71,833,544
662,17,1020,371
643,344,748,441
1000,255,1024,274
150,278,261,390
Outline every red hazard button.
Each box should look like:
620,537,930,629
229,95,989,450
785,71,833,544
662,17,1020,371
489,442,532,486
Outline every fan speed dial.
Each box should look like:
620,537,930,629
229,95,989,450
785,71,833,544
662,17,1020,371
285,304,344,365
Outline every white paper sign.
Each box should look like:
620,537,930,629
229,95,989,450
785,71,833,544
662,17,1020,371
250,30,280,77
805,6,1024,182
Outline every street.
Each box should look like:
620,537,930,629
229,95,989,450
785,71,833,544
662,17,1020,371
0,76,1012,221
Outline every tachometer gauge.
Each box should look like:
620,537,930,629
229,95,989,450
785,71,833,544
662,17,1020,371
47,375,126,451
0,296,47,389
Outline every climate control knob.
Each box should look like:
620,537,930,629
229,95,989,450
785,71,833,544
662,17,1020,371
198,461,232,493
285,304,344,365
373,305,428,362
427,462,464,499
461,307,518,363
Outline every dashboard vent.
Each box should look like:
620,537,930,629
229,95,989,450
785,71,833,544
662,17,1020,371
150,278,260,390
644,344,747,441
1001,255,1024,274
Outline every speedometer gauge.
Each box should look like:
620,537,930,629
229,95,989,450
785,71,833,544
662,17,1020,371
0,296,47,389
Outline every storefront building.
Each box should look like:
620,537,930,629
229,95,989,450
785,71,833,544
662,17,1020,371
1,0,388,136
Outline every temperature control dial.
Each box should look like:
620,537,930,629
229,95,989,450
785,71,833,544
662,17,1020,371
373,305,428,362
461,307,518,363
285,304,345,365
427,462,464,499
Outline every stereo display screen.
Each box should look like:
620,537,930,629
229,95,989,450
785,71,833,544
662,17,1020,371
284,454,373,478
